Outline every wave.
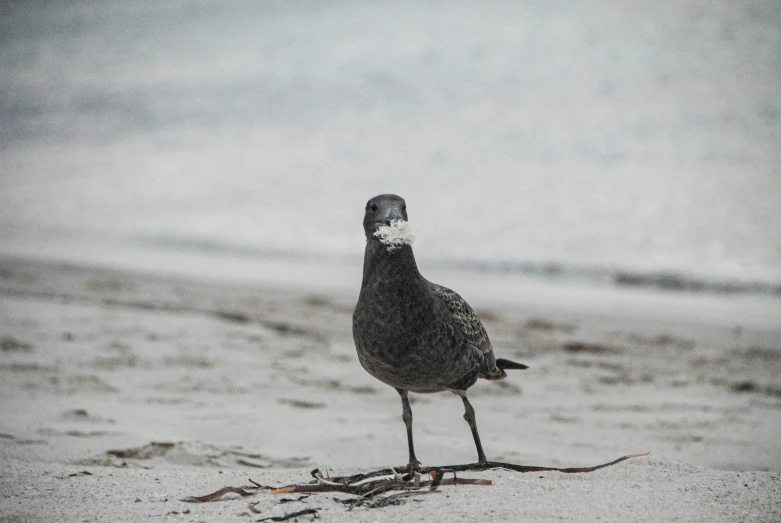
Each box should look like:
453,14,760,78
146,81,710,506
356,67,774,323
134,234,781,297
435,259,781,296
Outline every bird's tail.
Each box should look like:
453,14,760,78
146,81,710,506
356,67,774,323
496,358,529,371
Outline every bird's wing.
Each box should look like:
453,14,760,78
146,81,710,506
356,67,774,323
427,281,492,356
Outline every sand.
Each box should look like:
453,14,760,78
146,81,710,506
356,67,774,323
1,255,779,522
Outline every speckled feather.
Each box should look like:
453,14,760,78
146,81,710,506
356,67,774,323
427,281,505,382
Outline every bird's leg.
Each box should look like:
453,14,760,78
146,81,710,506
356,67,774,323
395,388,421,473
456,390,488,464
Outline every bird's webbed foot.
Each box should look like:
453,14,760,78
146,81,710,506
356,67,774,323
400,458,422,477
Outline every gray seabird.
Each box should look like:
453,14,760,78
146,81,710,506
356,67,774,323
353,194,528,469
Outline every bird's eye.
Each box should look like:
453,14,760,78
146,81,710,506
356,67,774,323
369,204,378,212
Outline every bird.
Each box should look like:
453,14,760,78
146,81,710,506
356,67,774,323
352,193,528,470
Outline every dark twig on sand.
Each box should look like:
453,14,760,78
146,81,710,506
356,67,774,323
271,452,648,507
182,452,649,509
332,451,652,483
273,470,492,496
248,478,274,490
279,495,310,504
67,471,93,477
181,486,256,503
257,508,320,521
278,452,650,493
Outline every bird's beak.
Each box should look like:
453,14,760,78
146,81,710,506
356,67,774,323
385,209,403,225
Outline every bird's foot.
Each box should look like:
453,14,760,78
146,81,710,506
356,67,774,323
404,459,422,477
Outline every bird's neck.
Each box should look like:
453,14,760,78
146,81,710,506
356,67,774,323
361,239,423,289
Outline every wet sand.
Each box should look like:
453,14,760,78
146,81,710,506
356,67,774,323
1,255,779,521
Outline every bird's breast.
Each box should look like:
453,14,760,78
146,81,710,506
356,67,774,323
353,297,467,392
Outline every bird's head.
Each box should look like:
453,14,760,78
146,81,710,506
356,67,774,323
363,194,414,250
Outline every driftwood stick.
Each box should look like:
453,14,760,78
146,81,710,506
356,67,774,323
257,508,320,521
181,486,256,503
422,451,651,475
281,451,650,488
184,452,650,505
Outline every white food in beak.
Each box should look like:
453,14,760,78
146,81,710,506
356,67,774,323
374,220,415,252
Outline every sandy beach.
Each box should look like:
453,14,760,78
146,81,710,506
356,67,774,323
1,254,779,522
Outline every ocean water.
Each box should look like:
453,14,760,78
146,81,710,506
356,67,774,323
1,1,780,294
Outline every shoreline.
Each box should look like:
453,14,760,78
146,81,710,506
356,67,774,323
3,237,781,298
3,245,780,327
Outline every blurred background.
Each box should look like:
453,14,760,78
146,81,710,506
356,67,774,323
2,0,780,297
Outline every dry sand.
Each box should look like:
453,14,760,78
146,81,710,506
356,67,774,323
1,255,779,522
